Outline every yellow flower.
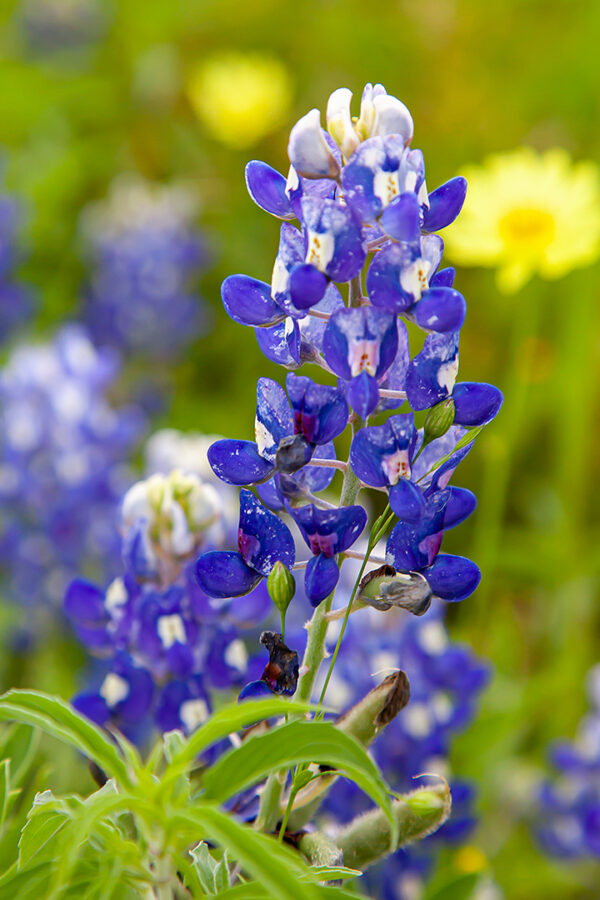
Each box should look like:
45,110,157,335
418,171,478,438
187,52,292,149
444,147,600,293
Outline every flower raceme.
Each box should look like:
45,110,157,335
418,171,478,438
196,81,503,635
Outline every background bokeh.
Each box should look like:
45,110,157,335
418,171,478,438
1,1,599,897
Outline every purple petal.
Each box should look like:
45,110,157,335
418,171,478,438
305,553,340,607
424,553,481,601
208,439,273,486
195,551,262,599
245,161,294,220
413,287,467,333
323,307,398,381
452,382,503,426
378,320,410,410
301,196,366,283
423,177,468,232
222,275,284,327
341,135,409,221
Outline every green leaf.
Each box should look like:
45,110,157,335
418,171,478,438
172,806,319,900
216,883,368,900
213,850,230,892
0,691,133,787
300,865,362,882
0,724,39,788
189,841,219,894
164,697,316,776
18,793,71,869
201,720,396,846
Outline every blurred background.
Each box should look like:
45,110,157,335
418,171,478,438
0,0,599,897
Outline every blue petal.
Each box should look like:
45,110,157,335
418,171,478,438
222,275,284,327
350,412,418,487
322,307,398,381
430,267,455,288
380,192,421,243
238,680,274,701
271,223,305,317
348,372,379,419
255,319,301,368
294,441,337,494
286,373,349,444
289,263,328,310
341,135,410,221
366,242,415,313
73,692,110,726
292,503,367,556
378,320,410,410
452,382,503,426
423,177,468,232
405,333,459,411
442,487,477,529
386,521,427,571
424,553,481,601
301,196,366,282
245,161,295,220
413,287,466,333
195,551,262,599
389,480,426,524
256,477,284,510
256,377,294,459
64,578,106,624
208,439,273,485
238,489,295,575
305,553,340,606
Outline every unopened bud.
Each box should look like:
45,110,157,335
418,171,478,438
267,561,296,616
406,789,445,816
423,397,455,444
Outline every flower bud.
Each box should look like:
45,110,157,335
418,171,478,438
423,397,455,444
267,561,296,617
275,433,313,474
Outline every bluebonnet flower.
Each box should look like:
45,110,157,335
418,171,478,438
208,374,348,486
0,325,143,610
536,664,600,859
195,489,295,600
66,462,269,738
291,504,367,606
81,176,208,358
405,332,503,425
0,187,33,342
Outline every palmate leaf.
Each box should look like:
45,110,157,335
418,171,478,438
163,696,316,776
0,691,134,787
201,720,397,846
172,805,321,900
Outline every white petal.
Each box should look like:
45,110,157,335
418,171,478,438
287,109,340,180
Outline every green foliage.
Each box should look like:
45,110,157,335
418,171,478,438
0,689,452,897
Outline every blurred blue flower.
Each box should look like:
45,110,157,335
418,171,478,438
81,176,208,357
0,324,143,609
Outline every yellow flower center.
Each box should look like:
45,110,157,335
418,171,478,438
499,207,555,250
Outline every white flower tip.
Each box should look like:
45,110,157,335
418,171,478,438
288,108,340,180
373,94,414,144
326,87,360,159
